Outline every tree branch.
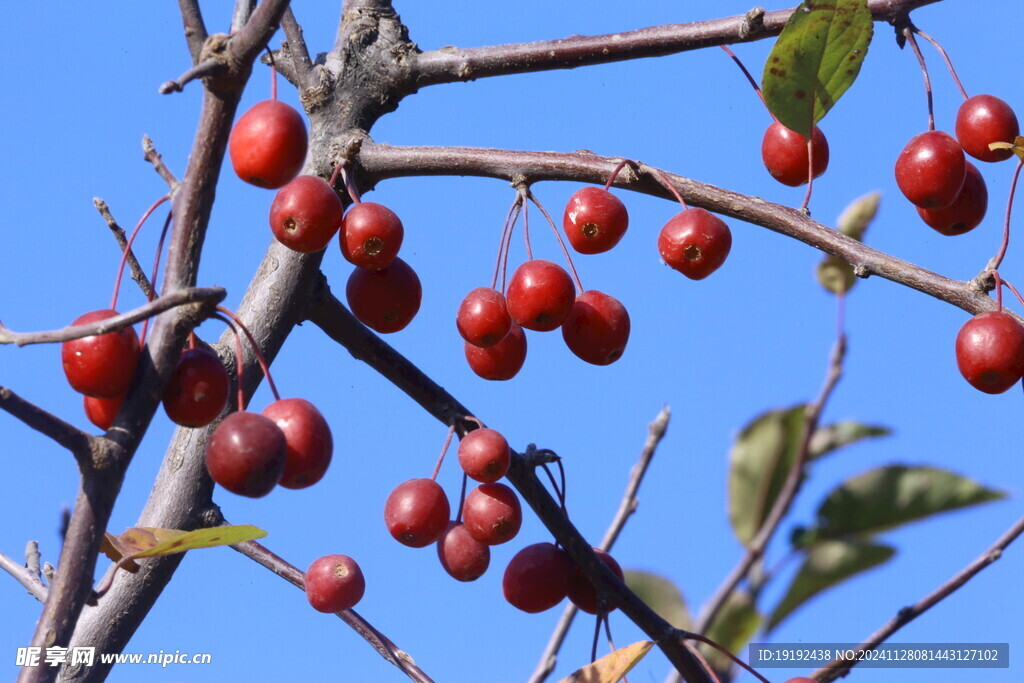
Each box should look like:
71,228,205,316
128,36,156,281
0,551,49,603
94,198,154,300
0,386,94,464
355,143,1013,322
142,136,180,192
232,540,435,683
0,287,225,346
812,514,1024,682
529,406,672,683
411,0,942,88
280,8,316,89
176,0,208,64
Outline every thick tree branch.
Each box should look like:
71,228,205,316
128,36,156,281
1,551,49,603
232,540,435,683
0,386,94,463
812,514,1024,682
0,287,225,346
356,143,1014,322
412,0,942,87
176,0,207,64
530,406,672,683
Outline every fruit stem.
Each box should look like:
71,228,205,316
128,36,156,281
109,194,171,311
684,633,770,683
993,271,1003,311
270,64,278,101
527,190,585,294
335,162,363,204
720,45,767,110
590,613,601,663
603,159,634,192
215,313,246,413
799,122,816,212
455,473,468,524
539,458,568,516
216,306,282,401
430,424,455,481
491,193,523,291
913,28,969,101
990,156,1023,271
521,188,534,261
140,209,174,346
601,613,619,659
1001,278,1024,310
188,332,197,351
646,166,688,209
903,28,936,132
500,195,524,293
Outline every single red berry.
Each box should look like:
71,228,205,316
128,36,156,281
955,311,1024,394
894,131,966,209
262,398,333,490
228,100,307,189
61,309,141,399
462,483,522,546
567,548,624,614
84,394,124,431
458,428,511,483
657,208,732,280
269,175,344,253
436,522,490,582
162,348,230,428
206,411,287,497
506,260,576,332
465,321,528,381
562,187,629,254
956,94,1020,163
346,257,422,333
384,478,450,548
305,554,365,613
917,162,988,236
761,121,830,187
457,287,511,348
561,290,630,365
340,202,404,270
503,542,574,613
783,679,818,683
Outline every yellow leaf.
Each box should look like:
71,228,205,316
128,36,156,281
129,525,267,559
557,641,654,683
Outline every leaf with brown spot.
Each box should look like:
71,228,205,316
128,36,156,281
557,641,654,683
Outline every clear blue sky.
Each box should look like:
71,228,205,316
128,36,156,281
2,1,1022,682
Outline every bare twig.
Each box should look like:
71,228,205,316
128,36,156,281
159,59,224,94
26,542,42,581
529,406,672,683
0,386,93,463
281,8,315,88
232,0,257,33
142,137,180,192
0,552,48,603
177,0,208,64
232,540,435,683
94,199,154,299
812,515,1024,682
0,287,225,346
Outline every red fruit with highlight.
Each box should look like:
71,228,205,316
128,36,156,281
205,411,287,498
458,428,510,483
956,94,1019,163
954,311,1024,394
340,202,404,270
229,100,307,189
346,257,422,333
305,554,365,613
61,309,141,399
894,131,966,209
561,290,630,365
657,209,732,280
436,522,490,582
384,478,450,548
506,260,575,332
269,175,344,253
457,287,511,348
465,321,527,381
462,483,522,545
162,348,230,428
761,121,830,187
916,162,988,236
567,548,624,614
503,543,574,613
262,398,333,490
562,187,629,254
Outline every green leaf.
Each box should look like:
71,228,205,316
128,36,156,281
816,255,856,295
836,192,881,241
762,0,874,136
728,405,808,545
623,570,691,630
767,539,895,631
701,590,761,674
809,420,891,460
816,465,1006,538
557,641,654,683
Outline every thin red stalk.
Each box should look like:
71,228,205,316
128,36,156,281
340,164,363,204
501,201,524,293
647,167,688,209
522,191,534,261
904,29,935,131
271,65,278,101
140,210,174,345
491,194,524,290
329,161,344,189
430,425,456,481
799,129,815,212
602,613,618,654
914,29,969,100
455,473,468,524
992,157,1023,270
215,314,246,412
684,634,769,683
109,195,170,311
216,306,281,401
719,45,767,109
590,613,601,663
603,159,634,192
1002,279,1024,309
188,332,197,350
528,191,584,293
993,271,1003,310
